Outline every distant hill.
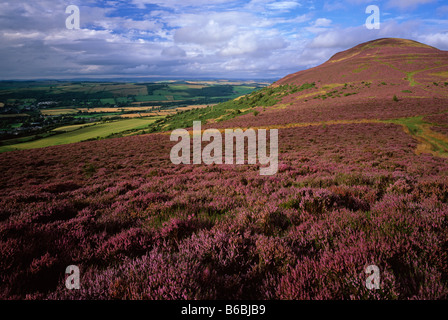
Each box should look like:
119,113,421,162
276,38,446,88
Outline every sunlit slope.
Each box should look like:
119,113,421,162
154,38,448,158
277,38,447,87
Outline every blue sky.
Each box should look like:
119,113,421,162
0,0,447,79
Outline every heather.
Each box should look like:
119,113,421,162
1,122,447,299
206,96,448,130
424,113,448,126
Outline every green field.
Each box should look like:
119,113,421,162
52,122,99,132
0,81,266,106
100,98,116,104
135,95,168,102
0,118,157,152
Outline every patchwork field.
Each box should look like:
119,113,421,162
0,81,262,110
0,80,262,152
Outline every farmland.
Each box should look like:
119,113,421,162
0,80,266,110
0,80,267,151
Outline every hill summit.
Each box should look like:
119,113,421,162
276,37,447,88
328,38,437,63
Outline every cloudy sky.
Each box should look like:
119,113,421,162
0,0,447,80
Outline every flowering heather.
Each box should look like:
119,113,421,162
424,113,448,126
205,98,448,130
0,121,447,300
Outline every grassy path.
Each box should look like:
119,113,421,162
373,54,448,88
386,116,448,157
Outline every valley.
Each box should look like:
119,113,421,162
0,80,268,152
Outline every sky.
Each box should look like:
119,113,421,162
0,0,447,80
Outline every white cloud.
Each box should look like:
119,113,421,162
161,45,187,57
266,1,302,11
246,0,302,13
308,18,424,49
220,31,287,57
314,18,332,27
170,9,290,59
417,33,448,50
131,0,231,9
174,19,237,45
306,18,332,33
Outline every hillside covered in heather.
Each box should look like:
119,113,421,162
1,38,448,300
191,38,448,132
